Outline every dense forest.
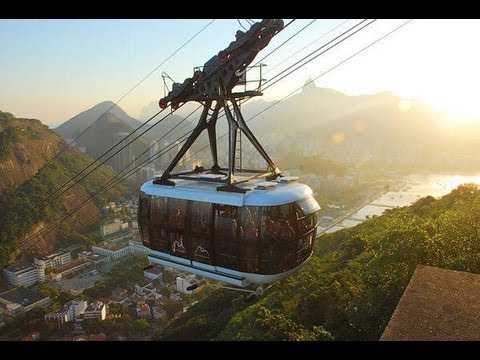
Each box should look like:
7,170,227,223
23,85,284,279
157,183,480,340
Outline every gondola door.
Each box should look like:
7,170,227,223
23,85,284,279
166,198,189,260
189,201,214,265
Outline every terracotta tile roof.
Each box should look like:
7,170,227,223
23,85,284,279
381,264,480,341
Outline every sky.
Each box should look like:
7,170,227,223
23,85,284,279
1,19,480,128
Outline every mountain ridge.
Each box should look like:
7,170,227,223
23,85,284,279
55,100,142,140
0,111,128,266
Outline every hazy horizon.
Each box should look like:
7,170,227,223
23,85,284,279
2,19,480,129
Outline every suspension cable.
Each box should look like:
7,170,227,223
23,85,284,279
28,19,216,217
264,19,351,75
39,19,216,172
19,19,395,248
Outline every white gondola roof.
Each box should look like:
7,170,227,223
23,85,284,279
140,176,318,208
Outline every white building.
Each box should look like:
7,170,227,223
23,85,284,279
100,219,129,237
0,287,50,317
49,260,90,282
78,251,109,266
83,301,106,321
34,251,72,272
176,275,199,295
2,263,45,287
92,242,131,260
44,299,88,324
128,240,149,255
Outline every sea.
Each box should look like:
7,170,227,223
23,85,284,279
320,173,480,234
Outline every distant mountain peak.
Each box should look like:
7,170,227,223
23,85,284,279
302,79,318,92
301,81,347,98
55,100,142,139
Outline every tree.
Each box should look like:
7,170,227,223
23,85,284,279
160,286,173,297
108,303,125,317
39,283,60,300
164,302,183,319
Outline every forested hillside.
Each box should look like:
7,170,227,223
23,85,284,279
158,184,480,340
0,111,128,267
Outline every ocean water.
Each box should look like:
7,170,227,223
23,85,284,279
323,173,480,233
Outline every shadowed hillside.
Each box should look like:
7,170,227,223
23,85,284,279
0,111,128,267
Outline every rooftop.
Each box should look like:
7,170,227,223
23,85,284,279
87,253,106,261
0,287,49,306
144,264,164,275
36,251,69,261
85,301,105,312
51,259,88,274
65,244,82,251
102,219,122,226
141,176,317,208
4,263,35,274
94,241,129,252
381,265,480,341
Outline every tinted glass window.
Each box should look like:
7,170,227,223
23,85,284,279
191,201,212,234
168,198,187,232
151,197,168,225
214,204,239,269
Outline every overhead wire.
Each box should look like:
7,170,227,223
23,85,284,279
182,20,375,161
99,19,374,185
20,130,194,250
185,20,413,164
19,19,313,247
24,109,177,226
264,19,351,75
251,19,315,67
263,19,374,89
38,19,216,173
27,19,216,219
237,19,248,30
20,19,405,249
27,18,297,221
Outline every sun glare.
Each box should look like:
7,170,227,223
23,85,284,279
397,99,411,112
331,132,345,144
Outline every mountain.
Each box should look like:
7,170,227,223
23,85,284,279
55,101,142,140
157,183,480,340
234,84,478,171
248,84,440,140
0,111,128,267
69,112,151,170
56,101,196,172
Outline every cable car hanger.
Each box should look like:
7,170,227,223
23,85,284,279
154,19,284,193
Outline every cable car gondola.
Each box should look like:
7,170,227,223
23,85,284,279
138,19,320,287
139,175,319,287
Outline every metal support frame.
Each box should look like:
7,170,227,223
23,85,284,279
153,19,284,192
155,93,281,192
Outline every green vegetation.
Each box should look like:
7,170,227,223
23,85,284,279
0,126,19,160
39,283,75,309
157,287,248,341
0,283,75,340
0,118,129,266
158,183,480,340
82,255,148,301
